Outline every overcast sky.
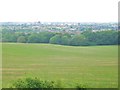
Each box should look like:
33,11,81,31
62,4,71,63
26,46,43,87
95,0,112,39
0,0,119,22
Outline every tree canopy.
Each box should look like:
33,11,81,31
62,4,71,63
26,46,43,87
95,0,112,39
2,29,119,46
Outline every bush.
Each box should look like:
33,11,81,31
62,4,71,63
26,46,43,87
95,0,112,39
11,77,87,89
12,77,55,88
76,84,87,90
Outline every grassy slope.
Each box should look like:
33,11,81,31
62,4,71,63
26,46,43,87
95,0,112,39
2,43,118,88
0,43,2,89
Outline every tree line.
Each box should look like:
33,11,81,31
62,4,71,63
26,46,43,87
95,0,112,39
2,30,119,46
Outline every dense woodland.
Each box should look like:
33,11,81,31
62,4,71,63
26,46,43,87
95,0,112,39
2,29,119,46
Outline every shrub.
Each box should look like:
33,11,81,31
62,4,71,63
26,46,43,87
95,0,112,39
12,77,55,88
11,77,87,89
76,84,87,90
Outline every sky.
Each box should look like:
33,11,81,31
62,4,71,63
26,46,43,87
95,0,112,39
0,0,119,22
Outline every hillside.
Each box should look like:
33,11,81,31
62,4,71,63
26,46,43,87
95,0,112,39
2,43,118,88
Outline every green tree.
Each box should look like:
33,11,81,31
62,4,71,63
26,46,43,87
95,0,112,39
70,35,88,46
83,30,118,45
61,36,69,45
2,32,17,42
17,36,26,43
27,34,40,43
38,32,54,43
49,35,61,44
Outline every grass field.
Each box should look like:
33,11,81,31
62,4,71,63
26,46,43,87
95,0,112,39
2,43,118,88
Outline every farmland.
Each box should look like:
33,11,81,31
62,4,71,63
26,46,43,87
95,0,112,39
2,43,118,88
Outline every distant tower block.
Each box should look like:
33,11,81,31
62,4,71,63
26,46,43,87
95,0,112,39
77,23,81,31
37,21,41,26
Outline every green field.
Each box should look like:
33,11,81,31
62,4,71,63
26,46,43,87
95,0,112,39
2,43,118,88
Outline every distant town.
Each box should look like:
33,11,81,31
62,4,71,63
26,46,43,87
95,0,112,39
0,22,118,34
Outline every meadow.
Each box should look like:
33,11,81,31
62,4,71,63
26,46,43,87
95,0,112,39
2,43,118,88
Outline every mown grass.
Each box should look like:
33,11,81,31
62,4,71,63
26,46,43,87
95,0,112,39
2,43,118,88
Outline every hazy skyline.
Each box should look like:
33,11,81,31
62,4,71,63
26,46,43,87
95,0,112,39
0,0,119,22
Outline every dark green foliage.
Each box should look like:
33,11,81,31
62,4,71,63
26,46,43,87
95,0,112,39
27,32,55,43
11,77,87,89
76,83,87,90
82,30,118,45
17,36,26,43
60,36,70,45
12,77,56,88
39,32,55,43
118,31,120,44
38,32,54,43
70,35,88,46
2,29,119,46
27,34,41,43
2,32,17,42
49,35,61,44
